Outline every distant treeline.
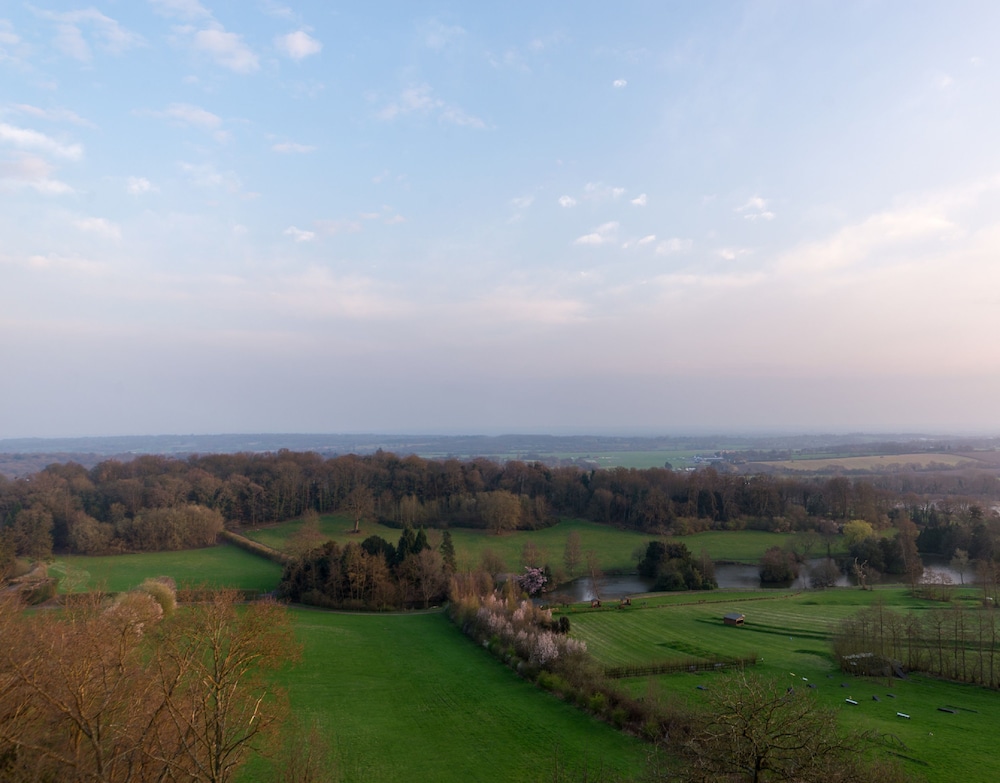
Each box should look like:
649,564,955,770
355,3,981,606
2,450,1000,570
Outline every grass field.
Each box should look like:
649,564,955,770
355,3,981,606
559,587,1000,782
244,516,818,574
241,609,647,783
760,453,979,472
48,543,284,593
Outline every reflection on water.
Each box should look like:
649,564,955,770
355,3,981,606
548,556,965,602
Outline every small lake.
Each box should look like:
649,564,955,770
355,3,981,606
548,555,966,602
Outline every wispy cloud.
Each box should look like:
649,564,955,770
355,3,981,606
179,161,243,193
558,195,577,208
272,141,316,154
575,221,619,246
582,182,626,202
777,203,958,273
736,195,775,221
74,216,122,240
656,238,692,255
630,193,647,206
0,154,73,194
191,26,259,73
9,104,95,128
0,122,83,159
36,8,144,62
317,218,362,235
612,79,627,89
148,0,211,20
511,195,534,209
378,84,486,129
283,226,316,242
126,176,157,195
420,19,465,51
146,103,227,141
275,30,322,61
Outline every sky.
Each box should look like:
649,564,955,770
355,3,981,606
2,1,1000,439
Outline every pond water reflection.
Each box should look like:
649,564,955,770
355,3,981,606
547,556,965,603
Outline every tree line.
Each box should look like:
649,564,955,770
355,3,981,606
3,450,1000,569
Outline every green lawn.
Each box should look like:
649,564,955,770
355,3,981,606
242,609,646,783
560,587,1000,782
48,544,283,593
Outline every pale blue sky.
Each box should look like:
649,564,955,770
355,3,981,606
2,1,1000,437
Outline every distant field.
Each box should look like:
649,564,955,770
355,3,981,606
48,544,283,593
244,516,813,573
759,452,979,472
553,450,706,469
560,587,998,782
240,609,646,783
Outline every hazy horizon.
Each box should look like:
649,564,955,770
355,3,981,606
4,2,1000,439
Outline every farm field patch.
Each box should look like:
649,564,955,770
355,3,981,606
759,452,979,472
561,587,1000,782
241,609,646,783
48,544,283,593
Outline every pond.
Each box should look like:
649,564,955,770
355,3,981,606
547,555,967,602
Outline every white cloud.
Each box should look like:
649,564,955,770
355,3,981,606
10,104,95,128
637,235,656,246
275,30,322,61
191,26,259,73
148,0,211,20
736,195,775,221
126,176,157,195
272,141,316,154
0,154,73,194
575,221,619,246
612,79,627,89
558,195,577,208
656,238,692,255
0,122,83,160
378,84,486,129
511,195,534,209
284,226,316,242
717,247,751,261
38,8,144,61
74,217,122,240
631,193,647,206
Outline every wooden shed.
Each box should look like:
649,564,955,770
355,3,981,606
723,612,745,627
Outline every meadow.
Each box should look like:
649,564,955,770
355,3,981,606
241,609,647,783
47,543,284,593
559,587,1000,782
243,515,814,573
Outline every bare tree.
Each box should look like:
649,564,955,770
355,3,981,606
673,671,901,783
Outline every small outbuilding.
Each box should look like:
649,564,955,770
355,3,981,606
723,612,745,627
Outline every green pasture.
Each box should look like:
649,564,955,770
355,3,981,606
560,587,1000,782
244,515,823,574
242,609,646,783
47,544,283,593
